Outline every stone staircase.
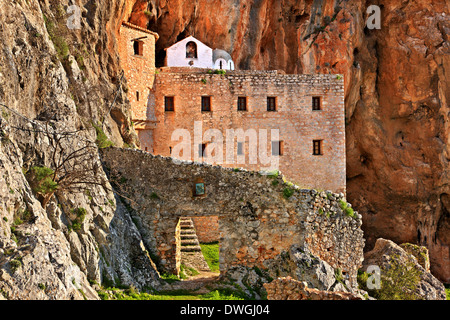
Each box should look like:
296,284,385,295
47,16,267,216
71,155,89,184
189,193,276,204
179,217,210,272
179,217,202,252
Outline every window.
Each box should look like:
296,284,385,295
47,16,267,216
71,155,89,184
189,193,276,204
272,141,284,156
165,96,175,112
133,40,143,56
186,41,198,58
237,97,247,111
201,96,211,112
237,142,244,155
199,143,207,158
312,96,321,111
267,97,277,111
136,91,140,101
313,140,323,156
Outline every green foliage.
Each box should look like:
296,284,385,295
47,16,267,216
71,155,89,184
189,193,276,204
71,207,87,231
10,259,22,273
97,286,244,300
93,123,114,148
43,14,69,60
445,285,450,300
267,169,279,179
160,273,180,284
30,166,58,194
214,69,226,75
339,199,355,218
150,192,160,200
359,255,423,300
282,187,294,199
201,78,207,84
200,242,220,273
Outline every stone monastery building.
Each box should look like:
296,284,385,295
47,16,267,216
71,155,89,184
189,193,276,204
118,22,346,193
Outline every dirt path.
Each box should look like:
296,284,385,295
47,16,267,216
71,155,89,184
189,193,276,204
168,271,221,294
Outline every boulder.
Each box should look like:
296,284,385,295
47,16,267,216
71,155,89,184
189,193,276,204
362,238,446,300
290,245,336,291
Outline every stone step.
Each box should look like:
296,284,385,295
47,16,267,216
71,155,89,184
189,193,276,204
181,239,199,246
180,245,202,252
180,234,197,240
180,229,195,235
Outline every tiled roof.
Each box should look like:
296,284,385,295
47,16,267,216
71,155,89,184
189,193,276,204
121,21,159,40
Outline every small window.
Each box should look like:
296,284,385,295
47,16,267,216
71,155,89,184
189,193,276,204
165,96,174,112
312,97,321,111
136,91,140,102
237,97,247,111
133,40,144,56
267,97,277,111
199,143,207,158
201,96,211,112
313,140,323,155
186,41,198,58
272,141,284,156
237,142,244,155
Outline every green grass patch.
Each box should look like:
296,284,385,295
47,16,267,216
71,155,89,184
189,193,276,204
445,285,450,300
98,287,243,300
200,242,220,273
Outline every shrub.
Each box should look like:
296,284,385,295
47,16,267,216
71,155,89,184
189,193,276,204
282,187,294,199
10,259,22,273
71,207,87,231
93,123,113,148
30,166,58,194
339,199,355,218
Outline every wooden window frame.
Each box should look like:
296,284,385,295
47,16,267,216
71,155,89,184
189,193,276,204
201,96,212,112
133,40,144,56
199,143,207,158
237,142,244,155
272,140,284,156
165,96,175,112
312,96,322,111
267,97,277,112
237,97,247,111
313,140,323,156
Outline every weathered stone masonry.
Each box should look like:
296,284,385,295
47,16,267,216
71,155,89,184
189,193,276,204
149,68,346,193
101,148,364,287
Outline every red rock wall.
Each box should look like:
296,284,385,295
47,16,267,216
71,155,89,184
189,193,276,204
191,216,220,243
123,0,449,282
123,0,449,283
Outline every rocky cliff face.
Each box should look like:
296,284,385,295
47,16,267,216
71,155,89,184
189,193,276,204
0,0,163,299
0,0,448,300
136,0,449,282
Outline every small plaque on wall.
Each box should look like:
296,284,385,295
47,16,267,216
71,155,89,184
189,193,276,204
193,177,206,197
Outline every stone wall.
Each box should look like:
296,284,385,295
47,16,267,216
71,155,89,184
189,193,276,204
264,277,363,300
100,147,363,287
191,216,220,243
118,22,157,121
148,69,346,193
